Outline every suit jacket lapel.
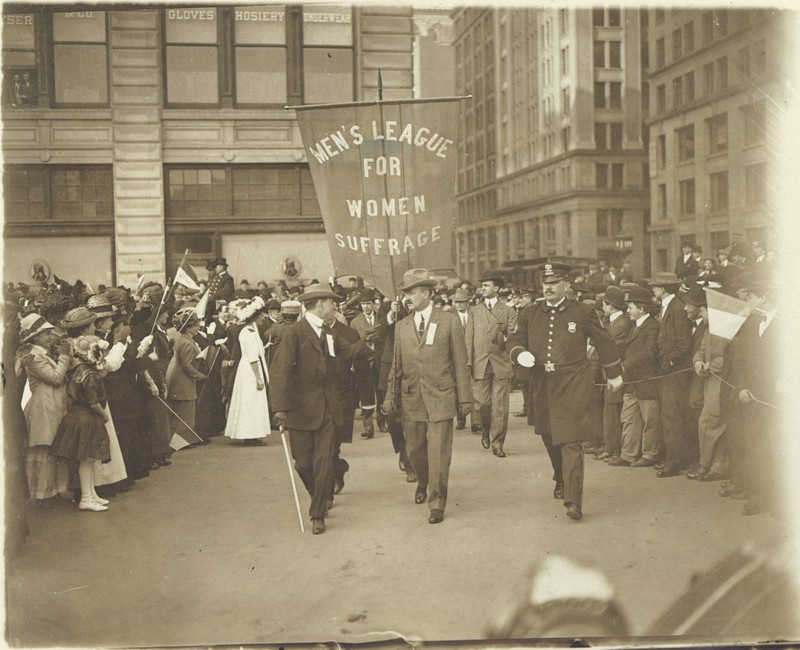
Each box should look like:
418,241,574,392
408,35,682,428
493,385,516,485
299,318,323,354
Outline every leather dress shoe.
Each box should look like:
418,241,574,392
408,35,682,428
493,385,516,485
311,518,325,534
456,421,466,430
565,504,582,520
428,509,444,524
481,434,491,449
686,467,708,480
492,447,506,458
656,467,680,477
414,487,427,504
697,472,726,482
405,469,418,483
471,424,482,434
334,472,346,495
608,457,631,466
553,484,564,500
360,428,375,439
630,458,655,467
513,410,527,417
594,451,611,460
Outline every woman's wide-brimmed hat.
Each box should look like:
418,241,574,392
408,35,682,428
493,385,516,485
18,313,56,343
298,283,343,302
86,294,115,319
60,306,97,331
72,335,109,366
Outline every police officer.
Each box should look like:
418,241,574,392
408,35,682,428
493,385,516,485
509,263,623,521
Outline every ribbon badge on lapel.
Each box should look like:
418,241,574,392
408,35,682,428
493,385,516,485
567,322,577,333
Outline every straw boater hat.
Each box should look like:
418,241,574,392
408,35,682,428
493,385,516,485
647,271,682,287
60,306,97,331
280,299,302,316
18,313,56,344
86,294,115,319
397,268,438,291
298,283,343,302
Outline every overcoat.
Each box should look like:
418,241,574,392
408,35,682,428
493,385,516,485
19,345,71,446
166,332,207,400
622,317,661,400
508,299,622,445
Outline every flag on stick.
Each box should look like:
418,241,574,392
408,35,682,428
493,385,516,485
175,260,200,292
705,288,753,340
135,272,146,296
169,433,191,451
193,290,209,320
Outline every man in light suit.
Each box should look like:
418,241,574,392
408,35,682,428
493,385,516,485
465,271,517,457
384,268,471,524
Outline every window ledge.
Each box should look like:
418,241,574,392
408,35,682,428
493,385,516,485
163,108,297,121
1,107,112,120
707,151,728,161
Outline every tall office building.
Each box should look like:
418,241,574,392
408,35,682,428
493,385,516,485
1,5,438,289
646,8,786,270
453,7,649,285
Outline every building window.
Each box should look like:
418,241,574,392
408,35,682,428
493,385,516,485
684,22,694,53
609,82,622,109
594,81,606,109
596,208,623,237
561,46,569,74
609,41,621,68
559,9,567,34
685,71,695,102
656,37,665,68
52,12,109,106
753,39,767,77
562,87,570,114
707,114,728,155
742,102,766,146
672,77,683,109
234,6,289,105
703,62,714,95
710,231,730,253
608,8,621,27
657,183,667,219
593,9,604,27
672,29,682,61
611,163,624,189
593,40,605,67
657,134,666,169
738,46,751,80
596,163,608,189
745,163,767,207
679,179,695,218
165,164,320,219
165,8,220,105
656,84,666,113
3,165,113,222
677,124,695,161
703,12,713,45
710,171,729,212
717,56,728,89
655,9,665,25
595,122,607,149
561,126,570,151
2,13,39,108
610,122,622,149
545,215,556,241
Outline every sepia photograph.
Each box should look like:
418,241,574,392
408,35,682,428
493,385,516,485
2,0,799,647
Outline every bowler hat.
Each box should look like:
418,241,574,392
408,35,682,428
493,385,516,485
358,288,377,302
298,283,343,303
480,270,505,286
266,299,281,311
452,288,470,302
684,286,707,306
648,272,681,287
603,286,627,311
627,287,652,305
19,313,56,343
537,262,571,282
397,268,438,291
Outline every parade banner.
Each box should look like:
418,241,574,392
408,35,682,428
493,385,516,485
293,98,464,297
705,287,752,340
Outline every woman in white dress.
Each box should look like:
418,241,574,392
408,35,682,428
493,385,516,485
225,297,271,445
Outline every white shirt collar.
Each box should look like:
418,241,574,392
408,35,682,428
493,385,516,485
414,302,434,328
305,311,325,336
545,297,566,309
660,293,675,311
608,310,623,323
636,313,650,326
485,297,497,309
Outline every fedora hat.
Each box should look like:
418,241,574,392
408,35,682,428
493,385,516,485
452,288,470,302
86,294,114,318
602,286,627,311
627,287,653,305
647,271,681,287
358,287,377,302
298,283,343,302
19,313,56,343
60,306,97,331
684,286,707,307
479,270,505,286
397,268,438,291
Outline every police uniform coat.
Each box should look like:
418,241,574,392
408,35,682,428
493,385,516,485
209,270,235,304
385,308,471,423
509,299,622,445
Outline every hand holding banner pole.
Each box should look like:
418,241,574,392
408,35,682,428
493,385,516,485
280,424,305,533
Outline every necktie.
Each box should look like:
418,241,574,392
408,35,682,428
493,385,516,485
418,313,425,336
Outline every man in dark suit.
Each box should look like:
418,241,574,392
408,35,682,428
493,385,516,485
509,263,623,521
619,288,662,466
684,286,708,476
350,287,387,437
650,272,693,477
674,244,700,280
271,284,370,534
465,271,518,456
599,287,633,465
208,258,235,314
384,268,471,525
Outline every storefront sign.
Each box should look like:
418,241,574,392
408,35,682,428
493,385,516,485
295,99,462,297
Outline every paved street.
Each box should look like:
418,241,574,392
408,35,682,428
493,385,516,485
6,391,788,647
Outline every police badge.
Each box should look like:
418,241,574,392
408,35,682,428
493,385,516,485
567,321,577,333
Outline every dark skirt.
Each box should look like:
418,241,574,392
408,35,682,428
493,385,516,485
51,409,110,463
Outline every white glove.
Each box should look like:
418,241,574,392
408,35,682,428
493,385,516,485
607,375,624,391
214,337,228,346
148,350,159,362
517,351,536,367
136,334,154,359
207,322,217,336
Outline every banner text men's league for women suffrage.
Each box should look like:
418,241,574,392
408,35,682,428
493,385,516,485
294,98,463,297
